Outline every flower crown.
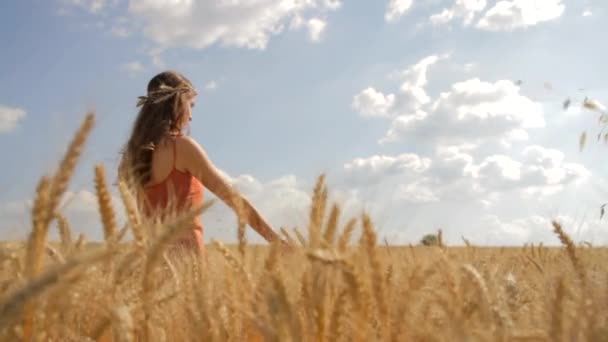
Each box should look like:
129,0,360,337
136,83,195,108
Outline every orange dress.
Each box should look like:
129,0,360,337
143,136,205,254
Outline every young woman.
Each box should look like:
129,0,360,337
119,70,286,255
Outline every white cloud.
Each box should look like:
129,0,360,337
475,154,522,187
0,105,26,133
582,9,592,17
307,18,327,42
430,0,487,26
344,153,431,186
289,14,305,30
61,189,104,213
477,0,565,31
61,0,107,13
394,181,439,203
463,63,476,72
353,54,446,120
478,214,532,244
381,78,545,145
111,26,130,38
520,145,590,186
477,214,608,246
201,140,594,245
343,141,588,207
396,54,443,89
352,88,396,118
342,150,473,206
385,0,414,23
335,141,592,244
148,48,166,68
120,61,145,76
427,144,589,196
125,0,341,50
432,144,477,179
428,0,565,31
109,15,135,38
392,54,447,114
347,52,597,245
204,81,218,91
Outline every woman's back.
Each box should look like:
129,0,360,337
143,135,205,252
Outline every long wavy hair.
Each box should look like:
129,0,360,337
119,70,197,188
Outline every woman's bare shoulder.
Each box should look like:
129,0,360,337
175,135,203,152
175,135,211,164
174,135,228,188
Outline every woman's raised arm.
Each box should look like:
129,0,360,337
178,136,282,243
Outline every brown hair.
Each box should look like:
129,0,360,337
119,70,197,187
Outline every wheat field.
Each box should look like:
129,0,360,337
0,111,607,342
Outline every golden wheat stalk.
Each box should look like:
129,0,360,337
339,259,370,340
323,203,341,248
237,220,247,260
54,212,73,254
293,227,307,247
212,240,252,288
360,213,387,331
118,180,146,252
95,164,117,245
308,174,327,249
44,244,65,264
328,289,349,342
338,218,357,253
550,277,566,341
279,227,297,247
74,233,86,252
46,112,95,230
25,177,52,279
551,221,585,283
461,264,492,322
20,175,54,342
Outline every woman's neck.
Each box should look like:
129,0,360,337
168,130,183,137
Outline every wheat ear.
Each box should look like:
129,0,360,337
95,164,117,245
118,180,146,252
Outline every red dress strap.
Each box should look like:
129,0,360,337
172,137,178,170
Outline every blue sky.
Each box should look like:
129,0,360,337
1,0,607,245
